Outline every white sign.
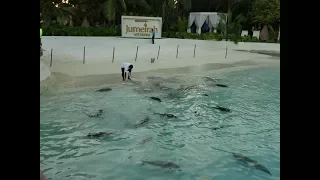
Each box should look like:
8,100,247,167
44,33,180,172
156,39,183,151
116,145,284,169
121,16,162,38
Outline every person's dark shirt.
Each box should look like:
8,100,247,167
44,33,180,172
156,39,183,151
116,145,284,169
40,17,42,28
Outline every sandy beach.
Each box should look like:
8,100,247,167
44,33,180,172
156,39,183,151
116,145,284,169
40,36,279,89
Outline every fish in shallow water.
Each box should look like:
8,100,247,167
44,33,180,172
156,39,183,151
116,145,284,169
150,97,162,102
212,106,231,112
96,87,112,92
233,153,272,176
141,160,180,169
154,113,177,119
87,132,113,138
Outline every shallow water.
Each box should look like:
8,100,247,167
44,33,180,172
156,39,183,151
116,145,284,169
40,66,280,180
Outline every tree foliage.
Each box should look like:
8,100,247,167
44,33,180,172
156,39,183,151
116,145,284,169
40,0,76,24
41,0,280,34
251,0,280,26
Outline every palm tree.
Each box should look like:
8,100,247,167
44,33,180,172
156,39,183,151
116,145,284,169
70,0,105,26
40,0,76,25
102,0,150,26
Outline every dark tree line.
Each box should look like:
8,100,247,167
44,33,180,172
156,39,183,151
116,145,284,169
40,0,280,33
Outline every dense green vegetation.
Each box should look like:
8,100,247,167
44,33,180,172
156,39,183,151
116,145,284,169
40,0,280,43
42,25,121,36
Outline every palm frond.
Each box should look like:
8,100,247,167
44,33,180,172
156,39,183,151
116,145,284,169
180,0,192,11
103,0,116,21
118,0,127,12
233,14,246,24
168,0,175,7
136,0,151,11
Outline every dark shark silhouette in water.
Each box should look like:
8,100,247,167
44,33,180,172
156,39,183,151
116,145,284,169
154,113,177,119
87,132,113,138
202,77,219,82
212,106,231,112
141,160,180,169
96,87,112,92
233,153,272,175
134,116,150,128
150,97,162,102
216,84,228,87
195,123,225,131
178,85,198,91
84,109,103,118
211,147,272,176
137,137,153,145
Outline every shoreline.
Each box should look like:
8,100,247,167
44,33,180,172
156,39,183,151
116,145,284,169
40,37,279,93
41,59,279,94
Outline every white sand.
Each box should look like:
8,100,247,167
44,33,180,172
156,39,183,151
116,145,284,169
40,61,51,81
40,37,279,78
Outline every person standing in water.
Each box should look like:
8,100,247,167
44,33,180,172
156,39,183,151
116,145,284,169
151,29,155,44
121,62,133,81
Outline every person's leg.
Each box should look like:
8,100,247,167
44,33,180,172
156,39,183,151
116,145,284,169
128,70,131,80
152,36,154,44
128,65,133,80
121,68,125,81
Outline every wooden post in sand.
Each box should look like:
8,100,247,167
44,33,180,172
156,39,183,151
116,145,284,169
135,46,139,61
193,44,196,58
157,46,160,60
50,48,53,67
225,45,228,59
176,45,179,58
112,47,115,63
83,46,86,64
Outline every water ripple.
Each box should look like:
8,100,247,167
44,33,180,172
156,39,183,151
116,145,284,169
40,66,280,180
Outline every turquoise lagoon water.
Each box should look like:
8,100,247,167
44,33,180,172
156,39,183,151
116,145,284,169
40,66,280,180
